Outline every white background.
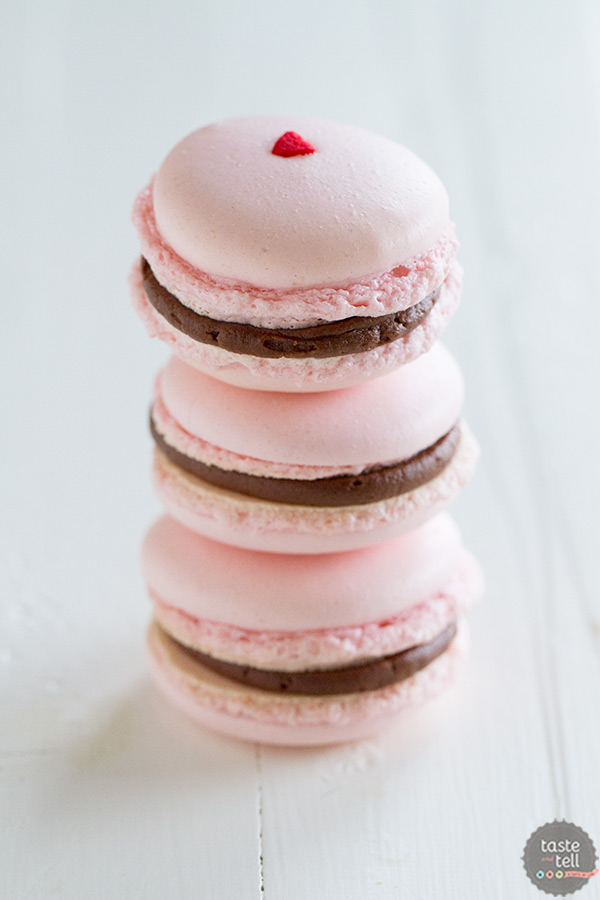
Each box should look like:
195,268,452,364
2,1,600,897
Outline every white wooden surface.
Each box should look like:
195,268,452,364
2,1,600,897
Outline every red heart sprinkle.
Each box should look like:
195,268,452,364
271,132,316,157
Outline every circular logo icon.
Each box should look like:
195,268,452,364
523,821,598,895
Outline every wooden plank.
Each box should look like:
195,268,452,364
257,2,600,896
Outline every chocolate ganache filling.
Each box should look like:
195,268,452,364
141,257,440,360
167,621,457,695
151,417,460,507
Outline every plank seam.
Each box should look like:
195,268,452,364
255,744,265,896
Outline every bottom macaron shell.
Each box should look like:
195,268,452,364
147,619,468,747
131,261,461,392
152,422,479,554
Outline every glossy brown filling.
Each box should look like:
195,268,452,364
151,418,460,507
168,621,457,695
141,257,439,359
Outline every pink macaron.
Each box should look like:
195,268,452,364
131,115,462,392
150,342,479,554
144,514,483,746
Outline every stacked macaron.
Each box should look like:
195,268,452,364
131,116,482,745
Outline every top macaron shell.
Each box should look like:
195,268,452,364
156,340,464,473
152,116,450,290
143,512,463,633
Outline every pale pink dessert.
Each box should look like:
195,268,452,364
131,115,462,391
150,342,479,554
144,514,483,746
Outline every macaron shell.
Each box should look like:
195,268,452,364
131,259,461,392
156,341,464,469
134,184,457,328
147,618,468,747
143,512,463,633
152,116,449,290
151,548,483,670
151,421,479,554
